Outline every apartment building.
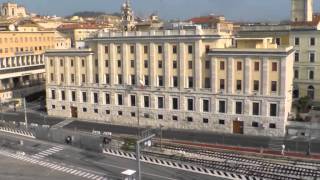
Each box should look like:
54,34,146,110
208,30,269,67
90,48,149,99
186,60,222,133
45,27,294,136
238,0,320,102
0,31,56,100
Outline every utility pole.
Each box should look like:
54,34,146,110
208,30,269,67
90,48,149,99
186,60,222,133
136,129,155,180
160,124,164,151
23,97,28,129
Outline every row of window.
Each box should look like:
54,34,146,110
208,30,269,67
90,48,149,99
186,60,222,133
294,37,317,46
0,46,52,54
0,36,54,44
294,69,315,80
50,89,279,116
104,44,195,55
294,52,317,63
51,104,278,129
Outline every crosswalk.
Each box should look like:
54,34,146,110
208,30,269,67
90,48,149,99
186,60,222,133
0,149,108,180
32,145,64,159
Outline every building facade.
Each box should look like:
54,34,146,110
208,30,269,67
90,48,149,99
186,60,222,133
0,2,27,18
0,31,56,100
45,28,294,136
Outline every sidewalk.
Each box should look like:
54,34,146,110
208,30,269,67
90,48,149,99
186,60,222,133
167,139,320,161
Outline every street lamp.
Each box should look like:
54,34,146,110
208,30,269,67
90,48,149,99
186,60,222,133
23,97,28,129
159,124,164,151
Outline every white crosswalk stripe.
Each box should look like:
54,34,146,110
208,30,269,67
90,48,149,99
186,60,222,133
32,146,64,159
0,149,107,180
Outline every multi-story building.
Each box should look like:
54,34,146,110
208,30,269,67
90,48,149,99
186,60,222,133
0,2,27,18
238,0,320,102
45,27,294,136
0,31,56,100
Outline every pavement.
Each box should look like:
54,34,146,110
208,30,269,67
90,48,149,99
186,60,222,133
0,131,221,180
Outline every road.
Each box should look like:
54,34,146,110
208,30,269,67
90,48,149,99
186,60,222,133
2,100,320,154
0,131,222,180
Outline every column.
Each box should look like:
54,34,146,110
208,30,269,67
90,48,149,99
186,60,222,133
164,43,171,89
109,43,116,86
65,56,70,85
227,57,234,94
87,55,94,84
135,43,142,85
122,43,129,85
280,57,286,97
98,44,105,85
195,40,202,90
75,57,81,86
54,57,60,84
244,57,251,94
179,43,186,90
150,43,157,87
262,57,269,96
211,57,217,93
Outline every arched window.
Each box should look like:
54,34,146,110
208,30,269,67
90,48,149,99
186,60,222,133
307,85,315,100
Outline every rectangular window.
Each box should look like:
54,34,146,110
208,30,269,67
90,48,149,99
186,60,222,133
172,45,177,54
204,78,211,88
95,74,99,84
220,61,225,70
220,79,225,90
173,61,177,69
70,59,74,67
105,46,109,54
117,94,123,105
71,74,75,83
105,60,109,67
310,37,316,46
144,45,148,54
253,80,259,91
276,37,281,46
130,60,135,68
237,61,242,71
144,60,148,68
144,96,150,108
82,92,87,102
50,59,53,66
310,52,315,63
60,59,63,66
131,112,136,117
172,97,179,110
158,114,163,120
188,77,193,88
205,45,210,53
50,73,54,81
118,75,122,84
294,37,300,46
188,45,193,54
94,109,98,114
82,74,86,83
144,75,149,86
117,46,121,54
93,93,98,103
252,122,259,127
235,101,242,114
187,117,193,122
95,59,98,67
294,70,299,79
130,45,135,54
158,76,163,87
271,81,277,92
219,100,226,113
203,118,209,123
270,103,277,117
188,61,193,69
272,62,277,71
118,60,121,68
51,90,56,99
236,80,242,91
309,70,314,80
203,99,210,112
158,61,162,68
105,93,110,104
205,61,210,69
158,45,162,54
60,74,64,82
173,76,178,87
294,52,299,62
252,102,260,115
158,96,164,109
105,74,110,84
83,108,87,112
187,98,194,111
61,91,65,100
130,75,136,85
172,115,178,121
254,62,260,71
219,119,225,125
71,91,76,102
269,123,276,129
130,95,136,106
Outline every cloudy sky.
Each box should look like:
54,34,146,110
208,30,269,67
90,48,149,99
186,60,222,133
3,0,320,21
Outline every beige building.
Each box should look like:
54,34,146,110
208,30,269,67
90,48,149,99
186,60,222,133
0,31,56,100
45,27,294,136
238,0,320,102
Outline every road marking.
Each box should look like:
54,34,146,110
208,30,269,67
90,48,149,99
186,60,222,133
32,146,64,159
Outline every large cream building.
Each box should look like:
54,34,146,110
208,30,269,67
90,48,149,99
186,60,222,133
239,0,320,103
45,27,294,136
0,30,56,100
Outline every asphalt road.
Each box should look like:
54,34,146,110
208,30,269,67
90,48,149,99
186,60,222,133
2,100,320,154
0,132,223,180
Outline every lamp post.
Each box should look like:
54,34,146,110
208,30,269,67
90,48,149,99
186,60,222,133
136,129,155,180
23,97,28,129
159,124,164,151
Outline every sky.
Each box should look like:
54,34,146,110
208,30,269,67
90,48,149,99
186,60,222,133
2,0,320,22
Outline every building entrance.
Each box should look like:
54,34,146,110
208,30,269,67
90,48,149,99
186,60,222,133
233,120,244,134
71,106,78,118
